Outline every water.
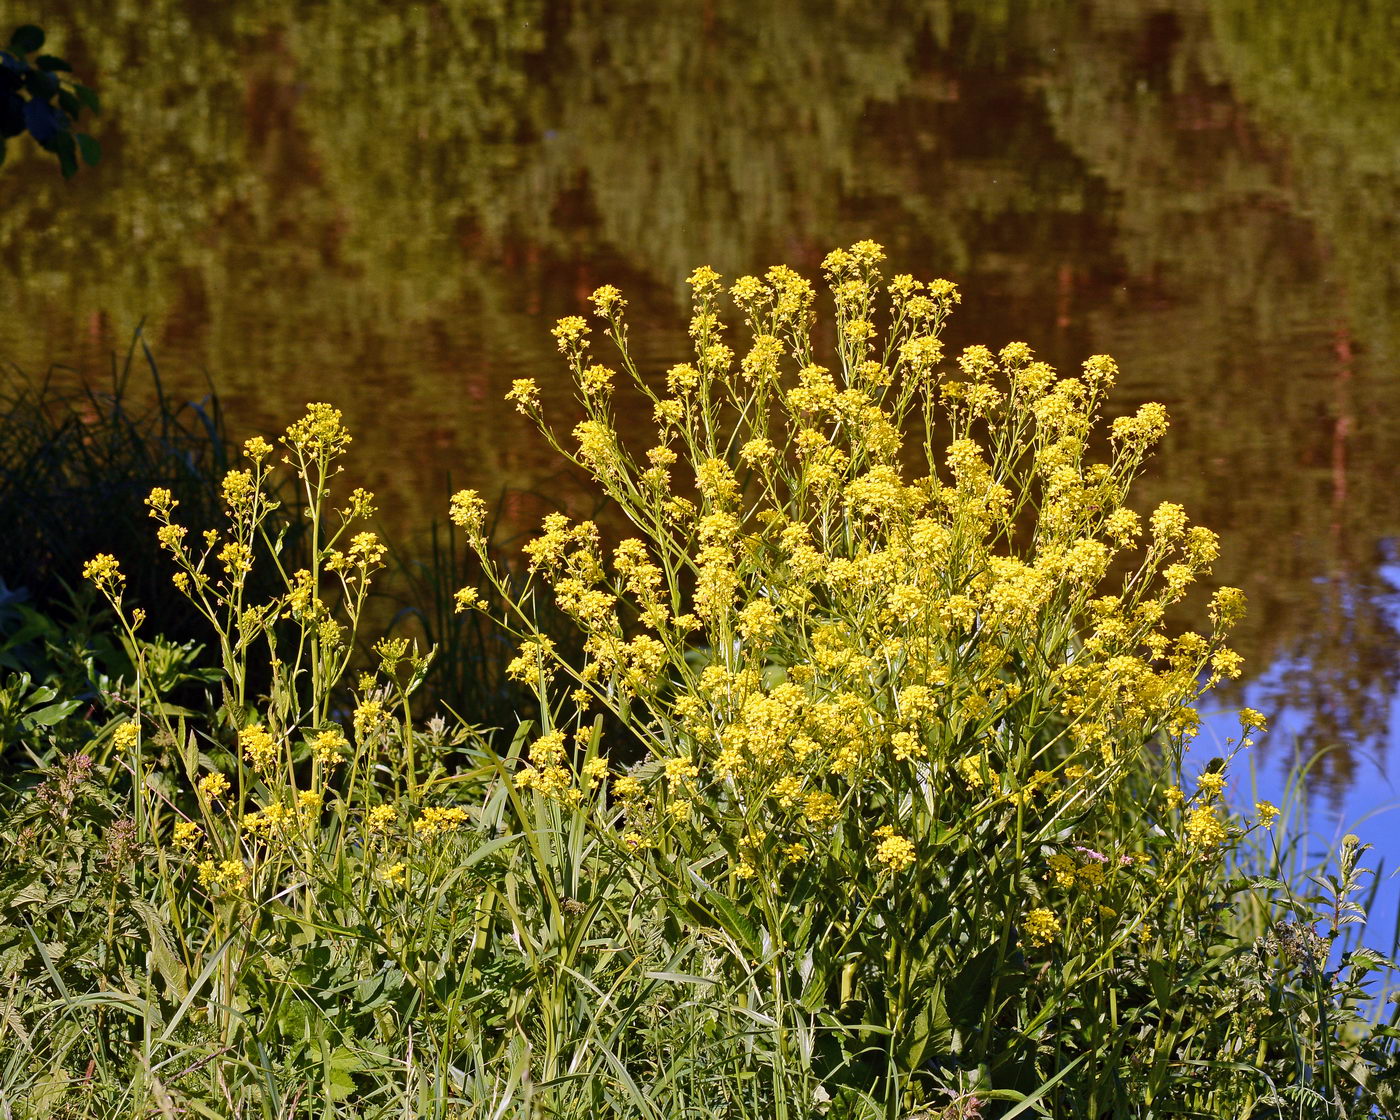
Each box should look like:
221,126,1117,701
2,0,1397,913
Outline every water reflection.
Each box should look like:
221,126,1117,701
1,0,1395,796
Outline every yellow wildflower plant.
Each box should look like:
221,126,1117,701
454,243,1266,1093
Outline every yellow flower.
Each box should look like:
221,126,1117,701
82,553,124,587
506,378,540,414
284,403,351,457
663,757,700,783
145,487,176,516
353,700,389,741
1047,853,1077,888
613,775,644,800
343,487,376,520
957,755,997,791
348,531,387,568
239,723,278,771
686,265,722,295
197,858,248,892
448,489,486,533
221,469,256,509
589,285,626,316
379,862,407,886
197,772,230,802
551,315,591,352
1239,707,1268,733
1024,907,1061,947
1196,770,1226,800
873,826,916,872
582,757,609,789
802,791,840,827
156,524,187,552
418,806,468,836
308,727,347,766
1183,805,1229,849
112,720,140,754
217,541,253,576
1256,801,1280,829
173,821,203,851
367,804,397,833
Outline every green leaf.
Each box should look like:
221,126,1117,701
34,55,70,72
696,880,762,958
324,1046,362,1100
9,26,44,55
945,947,999,1030
51,130,76,178
73,84,99,114
10,881,48,907
131,897,188,1000
894,991,949,1070
1147,959,1172,1007
27,700,80,727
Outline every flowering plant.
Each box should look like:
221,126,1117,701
459,242,1292,1111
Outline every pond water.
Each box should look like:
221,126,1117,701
3,2,1398,927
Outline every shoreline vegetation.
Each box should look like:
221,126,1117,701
2,245,1398,1117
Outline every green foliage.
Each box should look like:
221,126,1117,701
0,335,304,659
1,24,101,177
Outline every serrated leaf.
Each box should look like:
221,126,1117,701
9,881,47,906
131,898,187,1000
694,877,762,958
74,130,98,167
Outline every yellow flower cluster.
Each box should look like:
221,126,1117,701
197,772,230,801
463,241,1252,887
1024,907,1061,947
418,806,469,836
197,858,248,893
112,720,140,754
284,402,351,457
309,727,348,766
239,723,278,771
1183,805,1229,849
173,821,203,851
82,553,124,587
872,826,916,872
515,730,584,806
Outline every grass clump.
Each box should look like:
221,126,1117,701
1,244,1397,1117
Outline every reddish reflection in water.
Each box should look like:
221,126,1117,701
1,0,1396,802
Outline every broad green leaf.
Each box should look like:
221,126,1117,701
27,700,80,726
